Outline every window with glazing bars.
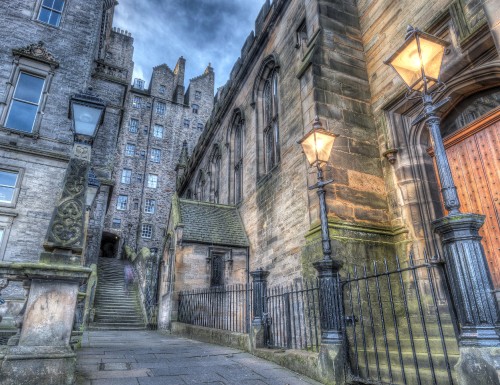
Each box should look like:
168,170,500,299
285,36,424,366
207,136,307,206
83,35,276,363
37,0,64,27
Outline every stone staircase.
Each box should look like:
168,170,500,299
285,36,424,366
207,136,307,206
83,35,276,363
89,257,145,330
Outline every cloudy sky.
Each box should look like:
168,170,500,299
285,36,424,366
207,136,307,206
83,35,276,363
114,0,265,91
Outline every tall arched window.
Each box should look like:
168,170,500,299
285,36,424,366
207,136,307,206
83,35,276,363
233,114,244,204
195,172,205,201
263,70,279,173
210,145,221,203
254,55,280,178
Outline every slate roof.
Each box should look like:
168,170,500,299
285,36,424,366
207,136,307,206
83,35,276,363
176,198,249,247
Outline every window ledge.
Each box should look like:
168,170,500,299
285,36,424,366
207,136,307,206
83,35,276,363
257,163,281,187
0,208,18,216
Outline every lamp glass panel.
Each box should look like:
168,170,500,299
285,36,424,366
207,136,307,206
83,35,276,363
389,38,422,88
418,36,445,81
72,103,102,137
85,185,99,207
301,130,336,166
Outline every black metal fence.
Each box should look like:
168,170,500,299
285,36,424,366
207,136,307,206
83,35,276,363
342,251,459,385
178,284,251,333
264,280,321,351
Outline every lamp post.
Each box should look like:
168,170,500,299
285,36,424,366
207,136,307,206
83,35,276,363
42,89,106,265
385,26,500,346
299,117,343,344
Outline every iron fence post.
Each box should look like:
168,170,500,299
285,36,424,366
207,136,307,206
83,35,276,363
314,259,343,345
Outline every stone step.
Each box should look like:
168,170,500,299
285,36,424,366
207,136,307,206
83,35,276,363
88,323,146,331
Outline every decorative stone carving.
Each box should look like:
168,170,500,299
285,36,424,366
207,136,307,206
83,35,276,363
73,143,92,161
12,41,59,67
46,158,89,250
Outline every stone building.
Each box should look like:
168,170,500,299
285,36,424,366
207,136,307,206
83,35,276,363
99,60,215,265
159,0,500,333
0,0,131,265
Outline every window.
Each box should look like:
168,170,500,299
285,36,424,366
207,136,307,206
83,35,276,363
192,104,199,114
133,78,145,89
137,174,142,183
132,95,142,108
183,119,190,128
197,123,204,131
159,85,166,95
116,195,128,211
129,118,139,133
125,143,136,156
140,150,146,158
232,113,244,204
210,252,225,287
153,124,163,138
296,20,308,50
147,174,158,188
121,169,132,184
156,101,166,115
145,199,156,214
263,67,280,173
150,149,161,163
5,72,45,133
195,91,202,100
141,224,153,239
37,0,64,27
0,170,19,204
112,218,121,229
143,126,148,135
195,172,205,201
210,146,221,203
133,199,139,210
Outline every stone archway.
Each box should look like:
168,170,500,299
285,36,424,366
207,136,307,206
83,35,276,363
384,62,500,257
100,231,120,259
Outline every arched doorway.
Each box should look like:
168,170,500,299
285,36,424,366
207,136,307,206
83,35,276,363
385,63,500,262
434,88,500,286
100,232,120,259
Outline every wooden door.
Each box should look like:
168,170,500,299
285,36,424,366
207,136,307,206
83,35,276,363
441,108,500,286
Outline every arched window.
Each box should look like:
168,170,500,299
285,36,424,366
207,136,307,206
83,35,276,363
233,114,244,204
195,172,205,201
263,70,279,173
209,145,221,203
254,55,280,178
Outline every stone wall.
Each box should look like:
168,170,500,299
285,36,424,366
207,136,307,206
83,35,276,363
0,0,127,263
173,0,403,287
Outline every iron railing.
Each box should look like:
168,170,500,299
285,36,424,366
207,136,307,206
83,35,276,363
342,251,459,385
178,284,251,333
264,280,321,351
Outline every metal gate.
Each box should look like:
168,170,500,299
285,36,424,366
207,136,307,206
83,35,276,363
264,280,321,351
342,251,459,385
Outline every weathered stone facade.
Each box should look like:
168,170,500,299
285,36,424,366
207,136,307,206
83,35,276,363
100,60,214,264
160,0,500,330
0,0,129,264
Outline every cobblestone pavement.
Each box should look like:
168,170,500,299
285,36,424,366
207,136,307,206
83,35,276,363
76,330,323,385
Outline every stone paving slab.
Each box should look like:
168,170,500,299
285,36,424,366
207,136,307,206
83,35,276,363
75,331,322,385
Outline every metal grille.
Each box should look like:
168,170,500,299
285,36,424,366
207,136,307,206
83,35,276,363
264,280,321,351
342,251,459,385
211,254,224,287
178,284,251,333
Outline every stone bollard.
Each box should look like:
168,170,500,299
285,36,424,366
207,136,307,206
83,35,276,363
314,259,347,385
250,269,269,349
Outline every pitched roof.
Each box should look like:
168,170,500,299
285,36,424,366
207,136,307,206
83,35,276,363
174,197,249,247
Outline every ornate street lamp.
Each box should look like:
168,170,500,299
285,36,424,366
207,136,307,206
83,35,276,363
385,26,500,346
69,90,106,144
299,117,342,345
299,117,338,261
42,89,106,265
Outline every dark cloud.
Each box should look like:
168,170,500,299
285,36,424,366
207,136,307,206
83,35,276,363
114,0,264,91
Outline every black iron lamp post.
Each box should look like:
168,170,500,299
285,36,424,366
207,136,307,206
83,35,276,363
42,89,106,265
385,26,500,346
299,117,343,344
